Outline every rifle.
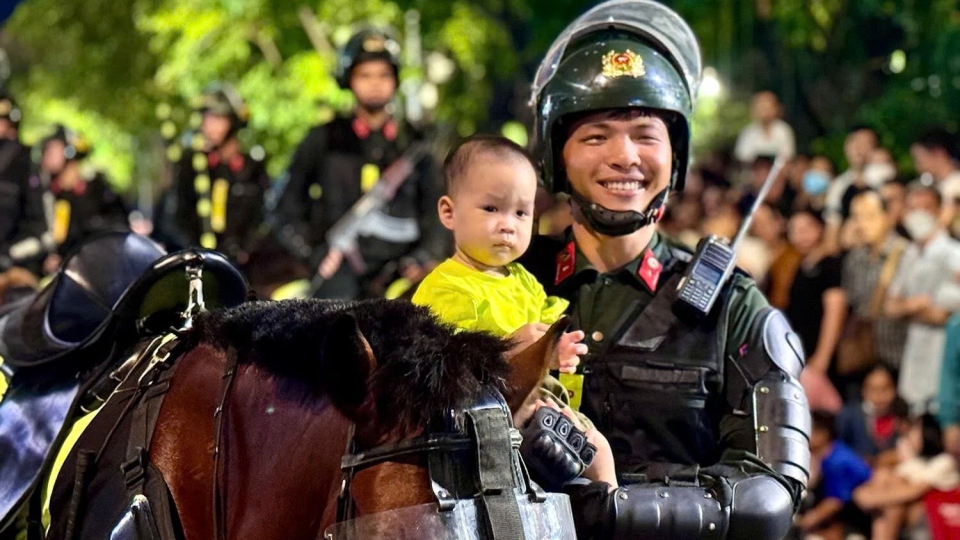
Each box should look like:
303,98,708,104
307,140,432,297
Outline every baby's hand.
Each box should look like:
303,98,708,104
554,330,587,374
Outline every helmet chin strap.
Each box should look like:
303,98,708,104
569,187,670,237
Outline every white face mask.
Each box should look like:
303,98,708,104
863,162,897,186
903,210,939,241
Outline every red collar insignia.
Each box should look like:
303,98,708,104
208,152,245,173
228,153,245,172
637,249,662,291
555,242,576,285
51,177,87,196
352,116,398,141
383,120,398,141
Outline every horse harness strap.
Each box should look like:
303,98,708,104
336,427,474,521
120,334,184,496
41,333,183,540
212,347,240,540
466,402,527,540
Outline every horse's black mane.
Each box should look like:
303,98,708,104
193,299,511,434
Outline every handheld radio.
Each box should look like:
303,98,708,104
675,156,787,316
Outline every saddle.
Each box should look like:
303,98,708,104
0,231,248,533
0,231,246,370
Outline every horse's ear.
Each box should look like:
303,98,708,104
320,313,377,419
504,316,569,415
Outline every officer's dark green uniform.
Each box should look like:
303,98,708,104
0,94,48,273
271,29,446,299
156,84,269,262
519,2,811,539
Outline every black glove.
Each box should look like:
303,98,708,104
519,406,596,491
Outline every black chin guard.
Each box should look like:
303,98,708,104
570,188,669,237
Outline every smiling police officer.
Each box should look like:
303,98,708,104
522,2,811,538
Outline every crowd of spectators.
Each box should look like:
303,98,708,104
660,91,960,540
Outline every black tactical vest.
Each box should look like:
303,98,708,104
577,257,735,475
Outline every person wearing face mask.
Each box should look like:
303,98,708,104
863,148,898,187
796,155,834,213
884,185,960,412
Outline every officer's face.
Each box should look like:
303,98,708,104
201,113,233,148
42,139,66,175
350,59,397,112
438,154,537,272
561,109,673,216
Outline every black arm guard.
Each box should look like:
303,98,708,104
565,473,794,540
726,308,811,491
519,407,596,491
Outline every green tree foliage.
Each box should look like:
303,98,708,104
3,0,529,195
4,0,958,195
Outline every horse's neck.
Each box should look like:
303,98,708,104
152,344,349,540
223,363,349,537
151,343,221,540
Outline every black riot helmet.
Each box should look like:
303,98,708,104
531,0,702,236
335,27,401,90
199,82,250,131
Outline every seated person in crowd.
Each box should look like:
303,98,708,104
798,410,872,540
854,413,960,540
836,365,909,465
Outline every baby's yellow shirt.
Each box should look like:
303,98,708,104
412,258,568,335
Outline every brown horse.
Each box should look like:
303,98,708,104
43,299,561,540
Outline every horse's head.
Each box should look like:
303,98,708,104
187,299,572,539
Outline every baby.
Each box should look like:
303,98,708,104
413,135,616,486
412,135,585,369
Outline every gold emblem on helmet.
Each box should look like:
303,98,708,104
601,50,646,79
362,36,387,53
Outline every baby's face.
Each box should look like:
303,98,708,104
450,157,537,269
